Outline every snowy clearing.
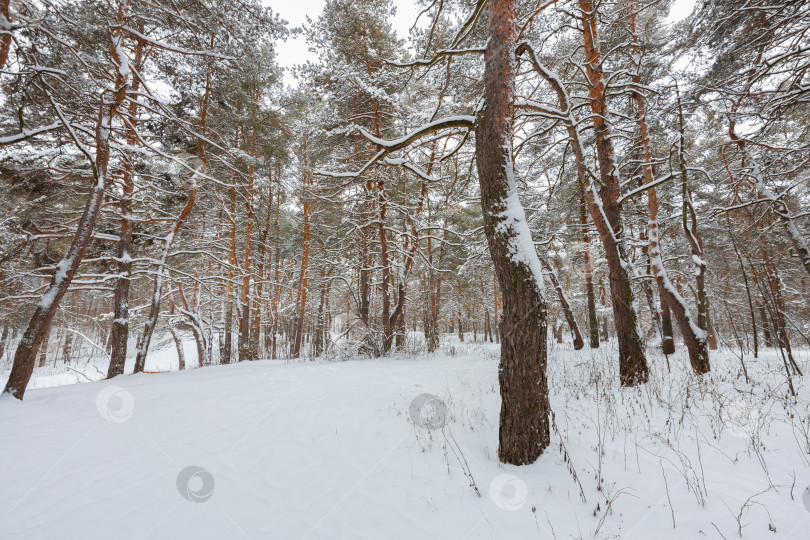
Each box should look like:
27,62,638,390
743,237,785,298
2,339,809,539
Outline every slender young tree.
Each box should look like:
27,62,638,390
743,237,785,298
577,0,648,385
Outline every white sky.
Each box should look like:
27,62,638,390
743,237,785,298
266,0,698,87
266,0,424,87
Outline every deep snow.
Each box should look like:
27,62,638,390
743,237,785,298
1,338,809,539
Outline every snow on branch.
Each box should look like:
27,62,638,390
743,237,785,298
386,48,484,68
117,26,237,60
617,172,677,205
0,122,62,147
315,116,474,179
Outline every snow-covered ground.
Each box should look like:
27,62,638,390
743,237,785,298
1,338,809,539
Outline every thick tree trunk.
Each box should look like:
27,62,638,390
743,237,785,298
477,0,550,465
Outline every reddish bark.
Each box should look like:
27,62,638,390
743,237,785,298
477,0,550,465
3,3,131,399
628,2,709,374
578,0,648,385
0,0,11,70
107,34,145,378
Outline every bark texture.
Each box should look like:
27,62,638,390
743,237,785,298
477,0,550,465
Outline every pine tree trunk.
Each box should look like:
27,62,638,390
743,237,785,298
251,170,274,361
541,258,584,350
378,180,393,353
579,0,648,385
3,16,130,398
0,0,12,70
0,324,9,362
763,250,802,375
581,192,600,348
38,325,51,368
133,176,196,373
314,279,327,357
660,297,675,354
477,0,550,465
292,164,312,359
624,7,708,374
238,126,257,362
107,40,145,378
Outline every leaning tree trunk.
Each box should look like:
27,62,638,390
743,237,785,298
540,257,584,350
174,278,211,367
477,0,550,465
133,176,197,373
517,36,646,383
3,22,130,399
628,5,709,374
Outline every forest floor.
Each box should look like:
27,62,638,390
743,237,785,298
1,336,809,539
